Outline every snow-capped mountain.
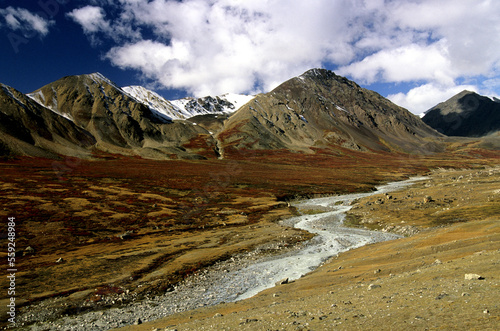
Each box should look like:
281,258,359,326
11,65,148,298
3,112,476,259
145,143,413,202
123,85,254,120
0,70,451,159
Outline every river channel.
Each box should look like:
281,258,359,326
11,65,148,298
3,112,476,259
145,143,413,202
219,176,426,301
26,177,425,330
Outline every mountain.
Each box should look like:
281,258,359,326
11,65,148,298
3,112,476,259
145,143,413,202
422,90,500,137
123,85,254,120
217,69,442,156
0,70,447,159
0,83,95,158
27,73,218,159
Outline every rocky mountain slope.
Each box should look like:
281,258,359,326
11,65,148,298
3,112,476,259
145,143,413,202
27,73,217,159
218,69,443,155
0,83,95,158
1,70,445,159
422,90,500,137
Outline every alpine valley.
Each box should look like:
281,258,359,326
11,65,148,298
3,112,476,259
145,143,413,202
1,69,499,331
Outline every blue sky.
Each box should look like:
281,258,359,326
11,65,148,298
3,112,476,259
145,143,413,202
1,0,499,114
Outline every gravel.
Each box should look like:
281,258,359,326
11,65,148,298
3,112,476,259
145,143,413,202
17,177,424,330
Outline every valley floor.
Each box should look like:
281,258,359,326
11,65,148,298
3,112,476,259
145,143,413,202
0,150,498,330
120,166,500,331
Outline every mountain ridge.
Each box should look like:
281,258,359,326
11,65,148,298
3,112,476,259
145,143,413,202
1,69,448,159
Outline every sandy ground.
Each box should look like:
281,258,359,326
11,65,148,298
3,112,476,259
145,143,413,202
119,166,500,330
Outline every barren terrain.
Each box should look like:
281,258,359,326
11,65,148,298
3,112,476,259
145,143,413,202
119,166,500,331
0,146,498,329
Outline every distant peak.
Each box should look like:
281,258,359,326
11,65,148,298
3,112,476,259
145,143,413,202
297,68,360,89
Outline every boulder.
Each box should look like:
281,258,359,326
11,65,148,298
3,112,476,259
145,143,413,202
464,273,484,280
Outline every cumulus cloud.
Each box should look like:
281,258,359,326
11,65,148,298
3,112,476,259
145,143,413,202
388,83,478,115
338,42,456,85
67,0,500,111
0,6,55,38
67,5,141,44
67,6,110,34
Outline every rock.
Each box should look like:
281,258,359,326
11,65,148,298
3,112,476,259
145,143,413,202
374,269,381,274
213,313,223,318
118,231,133,240
368,284,381,290
55,257,64,263
433,259,442,265
423,196,433,203
23,246,35,256
464,273,484,280
134,318,142,325
275,278,289,286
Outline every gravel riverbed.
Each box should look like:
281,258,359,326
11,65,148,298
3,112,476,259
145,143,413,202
18,177,424,330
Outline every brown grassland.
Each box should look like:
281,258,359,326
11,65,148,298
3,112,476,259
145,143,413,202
0,144,499,329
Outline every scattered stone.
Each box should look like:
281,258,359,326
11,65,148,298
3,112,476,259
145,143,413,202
464,274,484,280
368,284,381,290
239,318,259,325
433,259,442,265
275,278,289,286
23,246,35,256
213,313,223,318
461,292,470,297
118,231,134,240
423,196,433,203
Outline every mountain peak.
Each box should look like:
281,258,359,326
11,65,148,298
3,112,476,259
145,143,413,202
77,72,122,91
422,90,500,137
296,68,361,90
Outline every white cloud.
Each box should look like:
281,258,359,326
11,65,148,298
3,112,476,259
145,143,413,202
0,6,54,37
102,0,363,96
67,6,110,34
388,83,478,115
67,0,500,109
338,42,456,85
67,5,141,44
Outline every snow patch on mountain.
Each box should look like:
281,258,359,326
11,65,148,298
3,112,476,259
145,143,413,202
87,72,122,91
27,89,74,122
124,85,254,120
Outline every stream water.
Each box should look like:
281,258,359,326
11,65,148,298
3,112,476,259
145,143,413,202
214,176,426,301
26,176,426,330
